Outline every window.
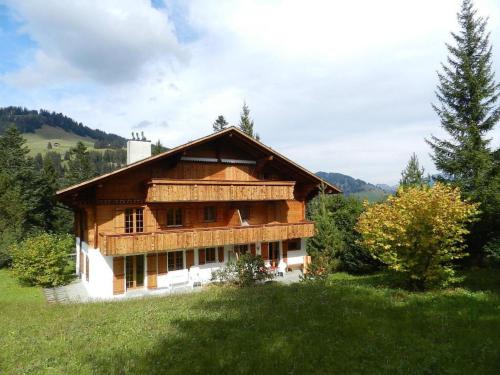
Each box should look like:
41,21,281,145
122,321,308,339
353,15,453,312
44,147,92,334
135,208,144,233
168,251,184,271
234,244,249,254
239,207,250,222
269,242,279,261
125,208,144,233
287,239,301,251
204,206,216,222
205,247,216,263
167,207,183,226
125,208,134,233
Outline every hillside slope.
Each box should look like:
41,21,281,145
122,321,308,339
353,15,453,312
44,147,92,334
316,171,396,201
0,106,126,149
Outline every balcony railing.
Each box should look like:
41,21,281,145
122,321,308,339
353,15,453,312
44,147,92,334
99,222,314,256
146,179,295,202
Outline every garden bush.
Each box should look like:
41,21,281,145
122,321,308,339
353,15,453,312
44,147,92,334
10,232,75,287
212,253,273,286
356,183,478,290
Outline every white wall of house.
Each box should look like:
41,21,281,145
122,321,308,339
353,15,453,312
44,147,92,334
287,238,307,266
76,239,307,299
78,240,114,299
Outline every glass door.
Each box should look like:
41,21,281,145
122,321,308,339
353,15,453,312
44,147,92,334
125,255,145,290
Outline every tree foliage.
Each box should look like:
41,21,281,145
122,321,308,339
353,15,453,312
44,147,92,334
238,102,260,140
213,115,229,132
10,232,75,287
356,183,479,289
400,153,428,188
0,127,76,267
306,187,376,276
151,140,167,156
212,253,273,286
66,141,95,186
427,0,500,257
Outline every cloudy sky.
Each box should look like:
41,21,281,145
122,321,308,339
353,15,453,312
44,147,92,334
0,0,499,185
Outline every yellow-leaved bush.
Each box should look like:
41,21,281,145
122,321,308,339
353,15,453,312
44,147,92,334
355,183,478,289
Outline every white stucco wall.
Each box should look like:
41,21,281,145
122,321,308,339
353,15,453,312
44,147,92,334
286,238,307,265
79,241,114,299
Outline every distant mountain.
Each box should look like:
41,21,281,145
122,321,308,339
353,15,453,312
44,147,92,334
0,106,126,149
316,171,395,201
375,183,397,193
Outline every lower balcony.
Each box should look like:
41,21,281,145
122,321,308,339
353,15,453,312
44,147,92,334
99,222,315,256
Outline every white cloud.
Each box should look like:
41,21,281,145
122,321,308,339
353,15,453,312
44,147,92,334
1,0,499,184
3,0,185,85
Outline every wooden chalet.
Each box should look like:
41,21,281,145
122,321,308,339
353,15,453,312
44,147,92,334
57,127,340,298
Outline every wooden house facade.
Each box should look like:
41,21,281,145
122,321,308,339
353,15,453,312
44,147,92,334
57,127,340,298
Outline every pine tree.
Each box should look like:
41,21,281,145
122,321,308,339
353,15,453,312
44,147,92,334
47,141,52,150
427,0,500,258
239,102,260,140
427,0,498,193
0,126,32,178
400,153,428,188
151,140,164,156
213,115,229,132
306,184,344,276
66,141,94,186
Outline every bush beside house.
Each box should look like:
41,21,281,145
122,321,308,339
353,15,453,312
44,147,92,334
10,232,75,287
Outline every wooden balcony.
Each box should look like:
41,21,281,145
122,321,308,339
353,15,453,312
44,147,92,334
99,222,314,256
146,179,295,203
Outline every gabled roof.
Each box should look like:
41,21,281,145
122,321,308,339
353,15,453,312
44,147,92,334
56,126,341,197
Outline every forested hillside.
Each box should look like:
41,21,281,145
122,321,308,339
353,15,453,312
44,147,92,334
0,106,126,149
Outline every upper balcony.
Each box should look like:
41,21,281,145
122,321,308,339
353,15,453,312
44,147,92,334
99,221,314,256
146,179,295,203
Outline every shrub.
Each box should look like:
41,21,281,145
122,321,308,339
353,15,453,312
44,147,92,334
307,188,378,275
10,232,75,287
356,183,478,290
212,253,273,287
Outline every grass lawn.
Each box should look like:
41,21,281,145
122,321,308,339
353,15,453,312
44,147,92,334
1,269,499,374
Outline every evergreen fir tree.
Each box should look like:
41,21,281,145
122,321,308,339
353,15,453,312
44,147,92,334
427,0,500,257
427,0,498,193
213,115,229,132
400,153,428,188
66,141,94,186
47,141,52,150
0,126,32,178
306,184,344,276
238,102,259,140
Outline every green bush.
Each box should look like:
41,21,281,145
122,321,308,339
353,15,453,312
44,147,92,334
212,253,273,287
10,232,75,287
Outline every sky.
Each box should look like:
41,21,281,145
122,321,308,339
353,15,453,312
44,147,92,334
0,0,499,185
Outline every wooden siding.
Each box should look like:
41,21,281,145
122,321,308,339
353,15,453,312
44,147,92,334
99,222,314,256
146,179,295,202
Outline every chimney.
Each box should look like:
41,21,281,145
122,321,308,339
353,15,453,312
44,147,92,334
127,134,151,165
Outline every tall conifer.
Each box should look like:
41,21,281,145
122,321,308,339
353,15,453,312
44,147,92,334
427,0,500,256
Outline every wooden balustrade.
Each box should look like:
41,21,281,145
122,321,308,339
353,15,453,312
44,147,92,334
146,179,295,202
99,222,314,256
